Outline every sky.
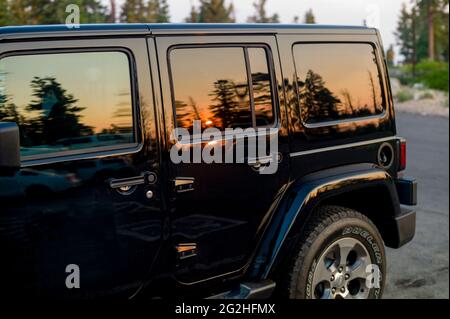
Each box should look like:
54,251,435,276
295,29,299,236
110,0,406,60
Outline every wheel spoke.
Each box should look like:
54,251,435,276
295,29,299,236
337,239,356,266
350,258,369,280
314,259,333,283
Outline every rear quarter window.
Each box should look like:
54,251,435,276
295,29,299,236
293,43,385,126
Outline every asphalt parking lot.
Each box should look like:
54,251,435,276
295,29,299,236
384,111,449,299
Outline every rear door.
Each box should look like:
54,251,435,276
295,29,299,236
0,37,162,298
154,35,290,284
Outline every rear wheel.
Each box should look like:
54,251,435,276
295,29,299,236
283,205,386,299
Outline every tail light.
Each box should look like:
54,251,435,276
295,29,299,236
399,139,407,171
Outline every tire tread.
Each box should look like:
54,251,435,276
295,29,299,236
282,205,382,298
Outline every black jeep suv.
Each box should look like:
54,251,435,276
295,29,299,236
0,24,416,299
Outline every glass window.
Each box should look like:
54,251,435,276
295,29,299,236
248,48,274,126
293,43,385,125
0,51,134,158
171,47,252,132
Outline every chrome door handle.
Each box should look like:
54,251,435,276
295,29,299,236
247,155,274,168
109,171,157,189
109,175,146,189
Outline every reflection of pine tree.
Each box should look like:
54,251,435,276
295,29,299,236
340,89,355,115
26,76,92,145
174,97,202,130
298,70,341,123
368,71,379,114
0,94,28,143
369,49,384,115
252,72,273,125
0,94,22,124
188,97,201,122
110,92,134,134
209,79,250,129
175,100,189,129
369,49,384,114
0,93,9,119
252,72,271,104
286,77,301,132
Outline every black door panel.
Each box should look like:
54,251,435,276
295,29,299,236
0,38,162,298
155,35,290,284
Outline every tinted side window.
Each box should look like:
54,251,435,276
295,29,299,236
171,47,252,132
0,51,134,158
293,43,384,125
248,48,274,126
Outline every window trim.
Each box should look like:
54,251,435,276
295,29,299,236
167,43,278,140
292,41,388,129
0,47,142,166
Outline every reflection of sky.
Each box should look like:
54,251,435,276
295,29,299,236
171,47,249,122
0,52,132,133
248,47,273,116
294,43,383,111
171,46,273,126
0,70,5,96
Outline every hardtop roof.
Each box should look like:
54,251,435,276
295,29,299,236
0,23,376,40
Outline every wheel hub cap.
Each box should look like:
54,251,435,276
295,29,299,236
333,273,345,288
311,237,372,299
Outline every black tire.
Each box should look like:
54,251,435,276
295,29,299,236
282,205,386,299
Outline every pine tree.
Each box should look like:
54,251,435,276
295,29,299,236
415,0,438,60
437,2,449,61
4,0,108,25
146,0,170,23
0,0,9,26
121,0,169,23
52,0,108,24
109,0,117,22
8,0,30,25
247,0,279,23
190,0,235,23
303,9,316,24
185,5,200,22
155,0,170,22
395,3,416,64
416,0,449,61
120,0,146,23
81,0,109,23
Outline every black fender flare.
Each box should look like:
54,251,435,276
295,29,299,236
248,163,402,280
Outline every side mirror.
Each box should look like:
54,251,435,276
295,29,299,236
0,122,20,171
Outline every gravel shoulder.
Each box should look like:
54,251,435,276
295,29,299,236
390,78,449,118
395,99,449,118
